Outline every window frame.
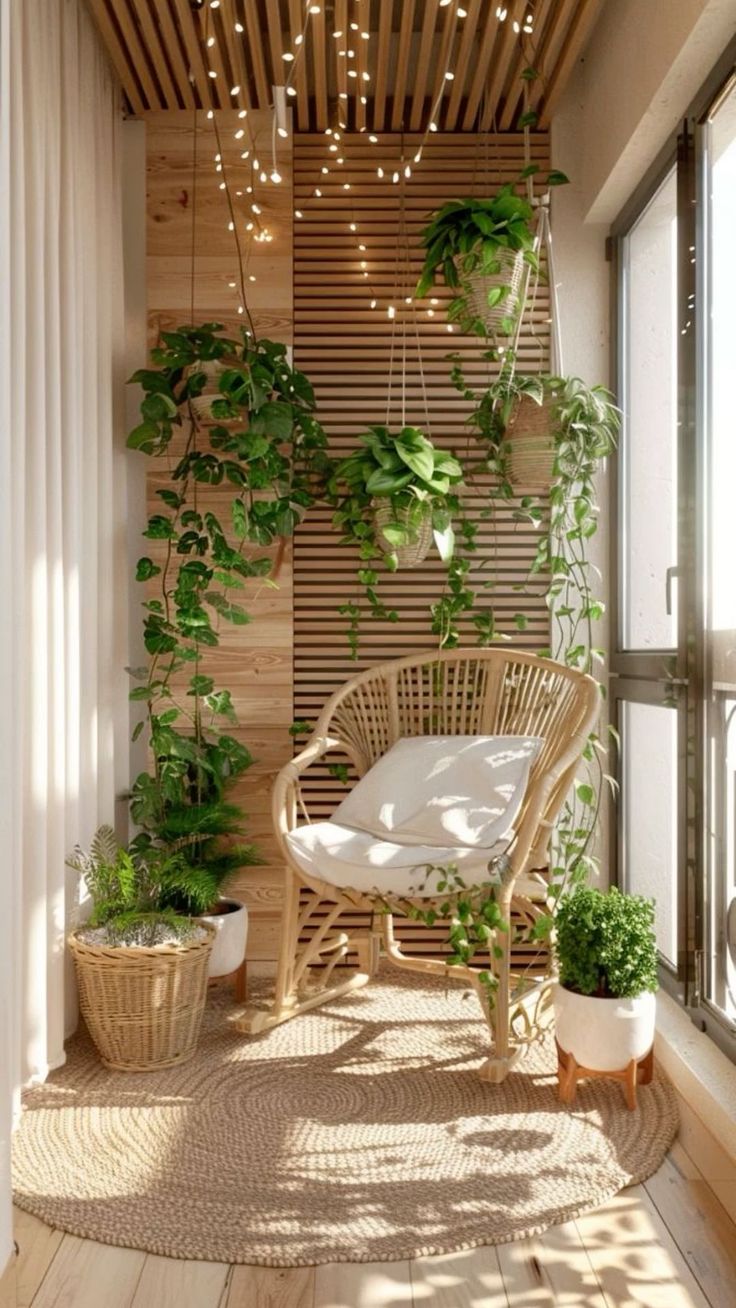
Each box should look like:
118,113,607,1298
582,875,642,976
610,39,736,1063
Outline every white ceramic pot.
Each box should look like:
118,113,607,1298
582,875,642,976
199,898,248,978
553,982,656,1072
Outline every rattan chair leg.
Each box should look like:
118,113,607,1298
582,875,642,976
237,867,373,1035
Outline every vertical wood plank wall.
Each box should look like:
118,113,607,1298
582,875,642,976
145,111,293,961
145,121,550,962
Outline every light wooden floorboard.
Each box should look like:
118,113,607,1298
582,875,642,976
314,1259,413,1307
496,1220,607,1307
12,1210,63,1308
131,1253,229,1307
410,1246,507,1307
29,1234,146,1308
225,1264,315,1308
574,1184,711,1308
644,1152,736,1308
16,1138,736,1308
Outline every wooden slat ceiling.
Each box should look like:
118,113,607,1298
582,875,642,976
88,0,602,130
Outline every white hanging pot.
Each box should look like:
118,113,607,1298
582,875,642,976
553,983,656,1072
373,499,433,569
459,247,525,336
198,897,248,978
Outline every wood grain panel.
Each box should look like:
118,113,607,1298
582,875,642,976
145,112,293,962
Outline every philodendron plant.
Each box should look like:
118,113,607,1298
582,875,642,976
126,323,329,910
327,424,464,655
416,189,538,336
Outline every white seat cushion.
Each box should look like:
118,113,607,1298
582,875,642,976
285,821,511,898
334,734,542,848
285,734,544,899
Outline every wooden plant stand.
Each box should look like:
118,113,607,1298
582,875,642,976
208,959,247,1003
556,1039,654,1111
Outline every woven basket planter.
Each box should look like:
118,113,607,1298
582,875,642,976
68,924,215,1072
506,393,558,488
373,500,433,569
461,248,525,336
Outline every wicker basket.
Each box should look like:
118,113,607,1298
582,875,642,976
460,248,525,335
373,500,433,569
68,924,215,1072
506,393,557,488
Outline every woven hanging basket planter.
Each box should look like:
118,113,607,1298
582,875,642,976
373,499,434,569
461,247,526,336
506,392,558,489
68,924,215,1072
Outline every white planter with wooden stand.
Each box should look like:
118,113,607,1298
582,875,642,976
553,983,656,1109
199,897,248,1000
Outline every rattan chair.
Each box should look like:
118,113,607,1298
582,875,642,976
239,648,598,1082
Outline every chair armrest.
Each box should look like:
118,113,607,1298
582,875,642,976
272,734,345,851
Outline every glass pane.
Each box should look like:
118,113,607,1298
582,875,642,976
706,84,736,1026
621,700,679,968
621,170,678,650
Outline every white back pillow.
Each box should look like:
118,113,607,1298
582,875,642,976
333,734,542,850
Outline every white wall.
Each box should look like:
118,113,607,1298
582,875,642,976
575,0,736,222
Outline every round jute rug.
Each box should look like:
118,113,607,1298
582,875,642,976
12,968,678,1267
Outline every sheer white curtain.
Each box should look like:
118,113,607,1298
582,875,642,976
0,0,126,1120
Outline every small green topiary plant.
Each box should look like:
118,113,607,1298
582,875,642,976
555,885,658,999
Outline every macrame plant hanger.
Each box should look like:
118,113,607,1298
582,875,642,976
375,146,435,569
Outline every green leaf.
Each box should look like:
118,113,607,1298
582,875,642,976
135,557,161,582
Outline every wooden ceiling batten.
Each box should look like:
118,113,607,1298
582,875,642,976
408,0,441,132
195,2,230,107
498,0,556,131
479,0,530,132
135,0,192,109
245,0,271,112
539,0,605,127
89,1,602,131
355,0,369,135
372,0,393,132
86,0,147,114
443,0,483,130
170,0,214,108
425,7,460,135
218,1,252,111
310,5,329,132
389,0,416,130
334,0,349,128
287,0,311,131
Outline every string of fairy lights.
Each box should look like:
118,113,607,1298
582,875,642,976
196,0,537,326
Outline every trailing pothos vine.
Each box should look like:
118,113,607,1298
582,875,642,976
126,323,329,912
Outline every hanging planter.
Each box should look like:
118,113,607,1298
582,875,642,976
416,190,537,338
373,497,434,569
506,391,558,488
462,247,526,338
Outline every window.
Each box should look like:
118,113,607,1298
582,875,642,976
613,54,736,1061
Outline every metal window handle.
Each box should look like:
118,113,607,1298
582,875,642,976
665,565,681,616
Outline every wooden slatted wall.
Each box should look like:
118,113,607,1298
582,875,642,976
293,132,552,962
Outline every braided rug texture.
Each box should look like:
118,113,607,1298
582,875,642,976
12,968,678,1266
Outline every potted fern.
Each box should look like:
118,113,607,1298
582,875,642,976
67,827,215,1070
553,886,658,1098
